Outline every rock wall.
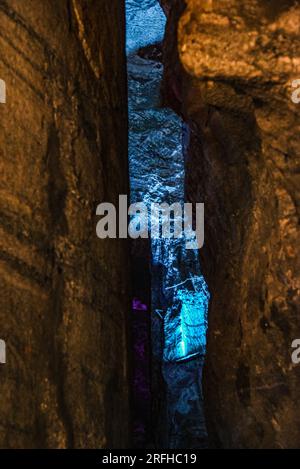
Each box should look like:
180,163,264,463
161,0,300,448
0,0,130,448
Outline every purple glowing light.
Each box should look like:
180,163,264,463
132,298,148,311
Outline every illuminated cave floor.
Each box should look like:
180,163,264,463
126,0,210,448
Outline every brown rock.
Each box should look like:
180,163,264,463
161,0,300,448
0,0,129,448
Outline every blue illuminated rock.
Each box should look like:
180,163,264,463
126,0,209,448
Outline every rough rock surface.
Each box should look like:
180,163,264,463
126,0,209,448
161,0,300,448
0,0,129,448
128,43,208,449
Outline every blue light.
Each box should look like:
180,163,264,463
126,0,210,363
163,274,209,362
126,0,166,54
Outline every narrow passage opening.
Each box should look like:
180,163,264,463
126,0,210,449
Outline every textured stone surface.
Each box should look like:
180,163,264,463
161,0,300,448
127,0,209,447
0,0,129,448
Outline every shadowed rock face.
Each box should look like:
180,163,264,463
161,0,300,448
0,0,129,448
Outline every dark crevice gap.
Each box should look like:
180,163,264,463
126,0,210,449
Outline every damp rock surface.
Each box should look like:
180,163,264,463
161,0,300,449
0,0,129,448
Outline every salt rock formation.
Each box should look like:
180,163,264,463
161,0,300,448
0,0,129,448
